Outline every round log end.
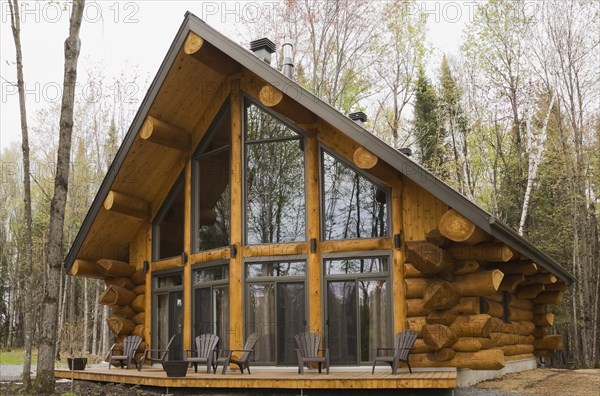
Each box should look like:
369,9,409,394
353,147,378,169
491,269,505,291
259,85,283,107
103,191,115,211
439,209,476,242
183,32,204,55
139,117,154,140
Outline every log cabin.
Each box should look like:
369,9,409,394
62,12,573,391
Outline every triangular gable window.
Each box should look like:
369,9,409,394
322,150,389,240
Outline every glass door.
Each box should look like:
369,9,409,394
156,290,183,360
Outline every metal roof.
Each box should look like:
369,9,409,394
64,12,574,285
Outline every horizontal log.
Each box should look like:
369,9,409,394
448,243,513,262
423,280,460,310
452,260,480,275
488,261,538,275
543,282,568,292
99,285,136,306
534,313,554,327
488,332,534,347
515,321,536,336
131,294,145,313
131,269,146,286
452,338,482,352
522,273,557,285
425,228,451,248
534,335,563,350
139,115,190,150
486,293,504,303
105,277,134,290
422,324,457,350
450,297,481,315
183,31,239,75
111,305,135,319
405,241,455,274
450,314,493,338
412,338,433,353
406,278,429,298
406,299,431,317
505,353,535,361
533,327,547,338
439,209,491,245
103,190,149,219
506,295,534,310
427,348,456,361
499,274,525,292
427,310,458,326
410,349,505,370
70,259,105,279
500,344,534,356
406,317,427,336
481,299,504,318
507,307,534,322
133,284,146,295
404,263,426,278
532,305,547,315
97,259,136,278
533,291,562,305
453,270,504,296
515,284,545,299
133,312,145,325
107,316,135,337
132,324,145,338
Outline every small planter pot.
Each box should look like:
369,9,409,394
162,361,189,377
67,357,87,371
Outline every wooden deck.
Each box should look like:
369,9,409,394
55,366,456,390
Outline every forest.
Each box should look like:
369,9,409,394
0,0,598,391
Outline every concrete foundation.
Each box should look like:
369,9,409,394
456,357,538,387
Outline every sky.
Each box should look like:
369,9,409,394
0,0,470,151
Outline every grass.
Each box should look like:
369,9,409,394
0,349,38,365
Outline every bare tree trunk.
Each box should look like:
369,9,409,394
8,0,34,388
91,281,100,355
55,269,65,360
101,304,110,357
34,2,85,393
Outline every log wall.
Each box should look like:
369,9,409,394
403,207,565,369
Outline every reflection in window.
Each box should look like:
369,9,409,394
246,261,306,278
325,257,388,275
245,102,306,244
156,273,183,288
322,151,388,240
153,174,185,260
193,105,231,252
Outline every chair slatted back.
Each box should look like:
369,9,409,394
194,334,219,358
395,330,418,360
239,333,260,361
159,334,177,361
123,336,142,358
295,332,321,358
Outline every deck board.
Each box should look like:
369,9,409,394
55,366,456,389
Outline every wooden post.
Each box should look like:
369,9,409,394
229,80,243,350
305,131,322,334
145,225,152,349
183,160,192,352
392,180,406,332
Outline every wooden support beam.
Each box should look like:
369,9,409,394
404,263,427,278
450,314,493,338
452,260,480,275
499,274,525,292
183,31,239,75
438,209,491,245
70,259,105,279
99,285,136,306
320,238,392,253
507,307,534,321
306,133,322,334
105,277,134,290
410,349,505,370
448,243,513,262
425,228,452,248
450,297,481,315
422,281,460,310
139,115,191,150
257,84,316,125
533,291,563,305
103,191,149,219
452,270,504,296
488,260,538,275
428,348,456,361
500,344,534,356
353,146,378,169
543,282,568,292
534,312,554,327
405,278,429,298
406,299,431,317
516,284,545,299
422,324,457,349
405,241,455,274
452,338,482,352
97,259,136,278
427,310,457,326
107,316,135,337
111,305,136,319
481,299,504,318
534,335,563,350
391,179,406,332
522,273,557,285
506,295,534,310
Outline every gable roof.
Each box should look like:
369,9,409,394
64,12,574,285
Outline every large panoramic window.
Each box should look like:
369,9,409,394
153,173,185,260
245,260,306,365
244,101,306,244
324,256,390,365
192,104,231,252
322,151,389,240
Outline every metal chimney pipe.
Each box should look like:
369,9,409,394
282,36,294,79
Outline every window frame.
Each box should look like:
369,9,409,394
152,172,185,261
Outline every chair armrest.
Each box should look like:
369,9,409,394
109,343,118,352
375,347,394,357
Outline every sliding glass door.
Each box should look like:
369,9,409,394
153,272,184,361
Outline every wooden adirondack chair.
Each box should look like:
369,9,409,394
108,335,142,369
220,333,259,374
185,334,220,373
371,330,418,374
294,332,329,374
138,333,177,371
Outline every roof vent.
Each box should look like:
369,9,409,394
250,38,276,65
398,148,412,156
282,36,294,79
349,111,368,127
